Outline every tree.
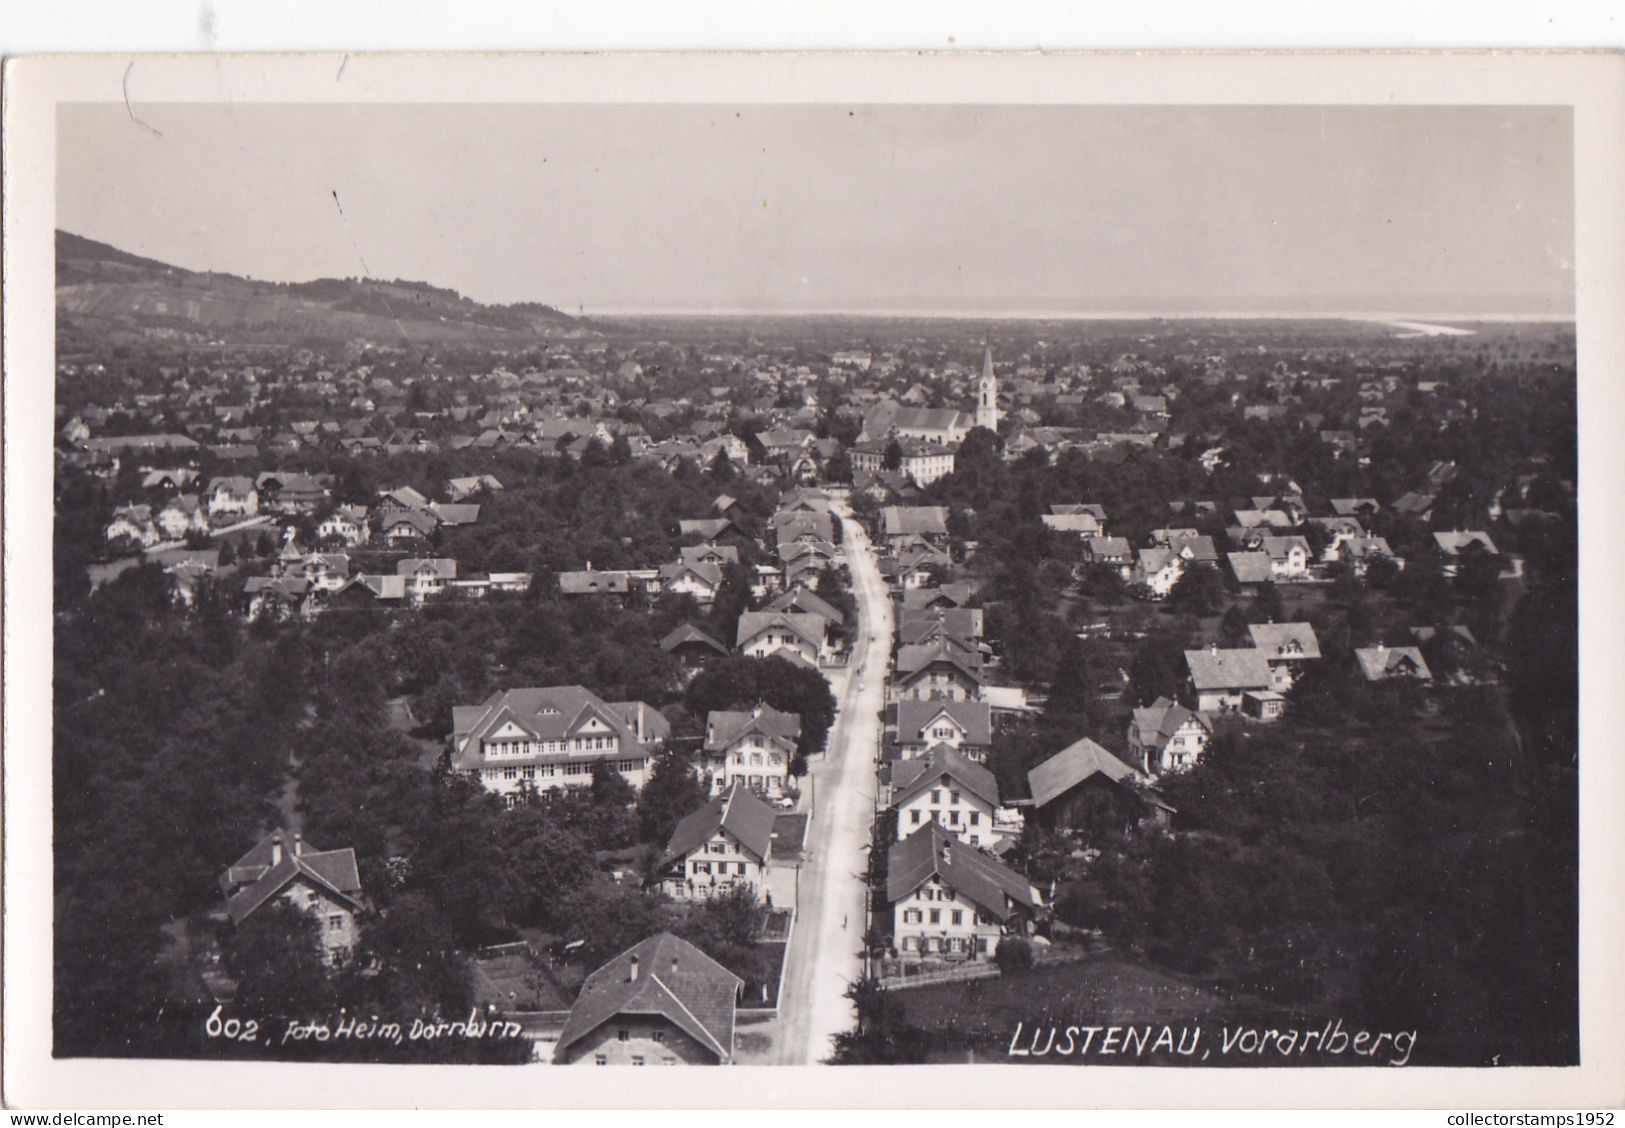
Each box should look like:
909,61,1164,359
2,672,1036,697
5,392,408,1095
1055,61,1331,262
637,748,710,845
1044,633,1091,722
882,439,904,471
822,447,853,485
994,935,1035,975
221,902,336,1016
1128,634,1186,707
1219,604,1251,648
708,447,737,483
1167,564,1225,617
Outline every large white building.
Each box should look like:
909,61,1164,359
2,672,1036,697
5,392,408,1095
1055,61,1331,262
450,686,671,807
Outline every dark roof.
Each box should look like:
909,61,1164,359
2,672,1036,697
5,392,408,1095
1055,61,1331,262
554,932,742,1063
1129,697,1211,750
1027,737,1149,808
660,623,729,656
884,823,1039,919
659,784,778,871
220,830,363,925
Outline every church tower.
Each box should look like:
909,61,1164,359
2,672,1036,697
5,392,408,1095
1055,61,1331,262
976,343,1001,433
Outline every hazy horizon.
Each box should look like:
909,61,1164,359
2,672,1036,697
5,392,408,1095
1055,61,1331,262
58,103,1575,317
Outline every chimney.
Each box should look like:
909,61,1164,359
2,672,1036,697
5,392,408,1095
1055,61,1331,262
293,831,303,857
670,955,680,978
271,830,284,866
629,955,640,982
1209,642,1218,655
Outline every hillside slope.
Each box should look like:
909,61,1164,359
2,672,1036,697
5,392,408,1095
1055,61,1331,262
56,230,578,349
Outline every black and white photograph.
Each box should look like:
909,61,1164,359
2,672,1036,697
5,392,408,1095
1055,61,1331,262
4,50,1623,1110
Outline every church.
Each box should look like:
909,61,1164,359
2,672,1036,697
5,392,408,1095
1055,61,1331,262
859,345,1001,445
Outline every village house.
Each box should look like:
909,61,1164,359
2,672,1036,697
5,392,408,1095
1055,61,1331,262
1248,621,1322,691
660,623,731,672
1256,535,1312,581
886,823,1043,961
655,784,777,902
450,686,670,807
892,698,993,762
155,494,211,540
1127,697,1213,776
561,567,636,599
243,575,315,622
1340,535,1402,575
553,933,743,1066
880,505,951,554
378,507,439,546
1355,644,1434,684
219,829,365,964
1184,646,1278,717
893,640,985,703
1432,530,1500,577
205,476,259,521
735,611,827,669
701,704,802,798
316,505,371,547
1026,737,1175,835
396,557,457,603
105,504,161,549
659,558,723,604
890,746,1004,850
1132,545,1185,599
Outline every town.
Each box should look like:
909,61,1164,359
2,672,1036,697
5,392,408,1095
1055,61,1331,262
51,230,1577,1068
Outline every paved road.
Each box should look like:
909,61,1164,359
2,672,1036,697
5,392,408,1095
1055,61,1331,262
772,503,893,1064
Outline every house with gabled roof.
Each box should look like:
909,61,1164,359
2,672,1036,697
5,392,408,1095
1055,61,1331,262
243,575,315,622
736,611,827,668
206,476,259,520
1355,644,1433,684
1248,621,1322,690
553,933,743,1065
396,557,457,602
890,746,1003,849
886,823,1042,961
1132,546,1185,599
1185,645,1275,716
1026,736,1175,834
660,623,730,671
1340,535,1401,575
106,504,161,549
658,558,723,604
219,829,365,963
317,505,371,548
378,507,438,546
893,640,984,703
764,586,844,628
702,704,801,798
893,698,992,761
1257,535,1312,581
450,686,670,807
655,784,778,901
880,505,951,552
1127,697,1213,776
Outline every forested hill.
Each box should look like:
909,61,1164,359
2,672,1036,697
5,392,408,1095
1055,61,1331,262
56,230,580,349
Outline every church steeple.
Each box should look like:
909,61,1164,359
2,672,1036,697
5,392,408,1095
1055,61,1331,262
976,342,1001,433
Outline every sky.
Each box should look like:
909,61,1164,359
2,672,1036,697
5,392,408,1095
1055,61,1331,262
57,103,1575,315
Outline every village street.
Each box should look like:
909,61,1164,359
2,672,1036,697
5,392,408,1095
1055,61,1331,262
771,502,893,1064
